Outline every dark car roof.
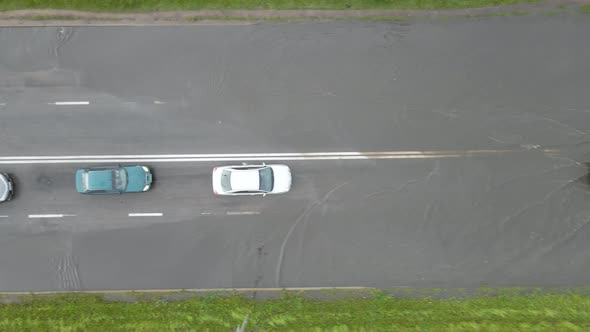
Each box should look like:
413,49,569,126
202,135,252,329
0,174,9,201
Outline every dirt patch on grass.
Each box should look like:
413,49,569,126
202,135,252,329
0,0,589,26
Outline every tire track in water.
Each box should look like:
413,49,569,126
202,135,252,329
55,254,82,291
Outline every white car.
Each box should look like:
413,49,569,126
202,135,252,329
212,164,292,196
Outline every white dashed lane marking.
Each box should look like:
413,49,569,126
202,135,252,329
199,211,261,216
226,211,261,216
53,101,90,106
128,213,164,217
28,214,76,218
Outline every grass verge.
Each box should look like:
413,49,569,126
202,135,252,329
184,15,309,22
12,14,89,20
4,11,536,23
581,5,590,14
184,15,407,22
1,290,590,331
0,0,541,12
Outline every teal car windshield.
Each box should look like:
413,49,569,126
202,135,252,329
113,168,128,191
81,172,89,191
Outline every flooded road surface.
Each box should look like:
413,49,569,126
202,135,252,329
0,16,589,290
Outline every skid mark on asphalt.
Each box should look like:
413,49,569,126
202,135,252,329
534,115,588,136
529,215,590,262
363,160,440,201
55,255,82,291
487,162,579,193
426,159,441,186
251,238,269,298
472,159,584,208
52,27,74,57
499,179,578,229
364,179,418,199
275,182,348,287
561,107,590,114
481,187,590,283
506,113,589,137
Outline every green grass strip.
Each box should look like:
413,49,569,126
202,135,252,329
13,14,123,20
1,291,590,331
0,0,540,12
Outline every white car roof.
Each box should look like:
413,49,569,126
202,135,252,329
230,169,260,192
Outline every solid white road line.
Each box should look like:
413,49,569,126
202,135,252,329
27,214,75,218
128,213,163,217
0,154,556,164
0,149,560,165
0,149,557,160
53,101,90,106
226,211,261,216
0,215,8,218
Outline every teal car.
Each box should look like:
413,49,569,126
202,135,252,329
76,165,152,194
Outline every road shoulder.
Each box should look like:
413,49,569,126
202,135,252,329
0,0,588,26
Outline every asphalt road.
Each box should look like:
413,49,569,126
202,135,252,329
0,15,590,291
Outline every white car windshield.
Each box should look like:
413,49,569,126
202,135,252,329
259,167,274,192
221,169,232,191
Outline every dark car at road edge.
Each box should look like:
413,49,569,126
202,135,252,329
0,173,14,202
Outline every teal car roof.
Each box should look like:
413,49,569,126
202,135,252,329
87,170,114,190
